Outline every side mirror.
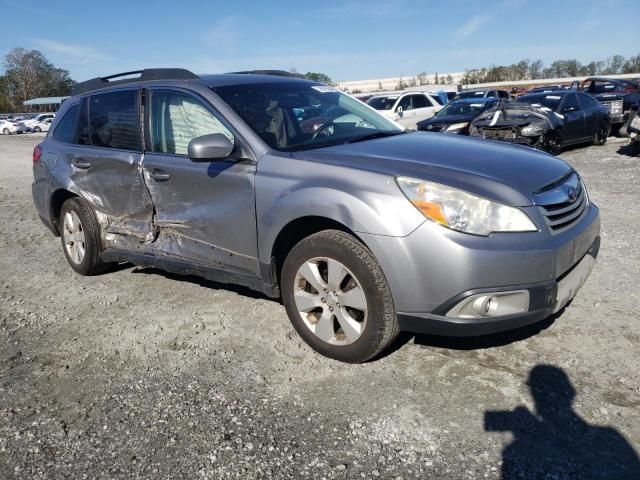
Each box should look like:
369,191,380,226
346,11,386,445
396,105,403,115
187,133,234,160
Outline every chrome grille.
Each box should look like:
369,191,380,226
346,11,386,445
535,172,588,234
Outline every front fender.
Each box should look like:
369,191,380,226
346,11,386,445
255,154,425,263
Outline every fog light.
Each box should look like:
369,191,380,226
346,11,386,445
447,290,530,319
472,295,498,316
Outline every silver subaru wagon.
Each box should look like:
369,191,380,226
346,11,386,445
32,69,600,363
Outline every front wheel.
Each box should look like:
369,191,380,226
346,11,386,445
33,126,41,133
60,197,113,275
594,123,609,146
536,130,562,155
2,128,9,135
281,230,399,363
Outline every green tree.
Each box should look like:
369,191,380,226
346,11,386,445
623,54,640,73
529,60,544,79
2,48,74,111
304,72,332,84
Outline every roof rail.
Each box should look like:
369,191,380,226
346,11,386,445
72,68,199,95
229,70,306,79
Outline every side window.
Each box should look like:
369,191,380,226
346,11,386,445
89,90,140,151
397,95,412,111
150,90,234,155
498,91,510,99
52,104,79,143
411,95,430,109
578,94,596,109
562,94,580,112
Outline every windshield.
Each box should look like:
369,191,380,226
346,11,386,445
366,96,398,110
213,82,403,151
437,101,492,116
517,94,563,111
456,91,486,99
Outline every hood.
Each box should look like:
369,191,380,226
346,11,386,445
472,104,562,129
292,132,571,206
592,92,626,101
418,113,475,126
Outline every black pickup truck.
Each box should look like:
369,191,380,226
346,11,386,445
581,77,640,135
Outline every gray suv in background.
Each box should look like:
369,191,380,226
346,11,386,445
32,69,600,363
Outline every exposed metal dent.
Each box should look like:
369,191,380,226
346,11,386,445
95,209,155,244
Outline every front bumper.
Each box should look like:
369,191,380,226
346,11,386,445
610,113,625,125
359,202,600,336
397,237,599,336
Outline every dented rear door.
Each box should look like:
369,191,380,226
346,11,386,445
70,90,155,241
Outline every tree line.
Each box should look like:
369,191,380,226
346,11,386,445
461,53,640,85
0,48,75,113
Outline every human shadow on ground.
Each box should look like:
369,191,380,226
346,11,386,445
485,364,640,479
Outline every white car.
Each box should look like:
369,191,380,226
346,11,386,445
0,119,17,135
32,117,54,132
366,92,442,129
20,113,56,130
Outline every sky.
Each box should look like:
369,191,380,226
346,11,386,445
1,0,638,82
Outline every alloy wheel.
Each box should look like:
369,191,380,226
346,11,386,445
293,257,368,345
63,211,86,264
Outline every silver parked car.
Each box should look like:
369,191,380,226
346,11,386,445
32,69,600,362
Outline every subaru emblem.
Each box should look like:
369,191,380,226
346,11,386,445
567,186,578,202
427,125,433,130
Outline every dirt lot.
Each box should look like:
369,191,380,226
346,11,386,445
1,132,639,479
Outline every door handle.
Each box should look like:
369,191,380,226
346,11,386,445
72,157,91,169
149,168,171,182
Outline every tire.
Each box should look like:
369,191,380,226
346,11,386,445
281,230,399,363
2,128,9,135
536,130,562,155
594,123,609,146
33,127,41,133
59,197,113,276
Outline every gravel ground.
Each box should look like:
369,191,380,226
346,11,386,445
1,132,639,479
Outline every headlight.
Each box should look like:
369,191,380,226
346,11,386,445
445,122,469,132
610,101,623,114
396,177,537,236
631,114,640,129
520,123,546,136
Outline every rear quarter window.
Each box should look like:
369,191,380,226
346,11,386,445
52,104,80,144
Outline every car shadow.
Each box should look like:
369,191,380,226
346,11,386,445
484,364,640,479
370,310,562,362
616,143,639,157
129,266,276,302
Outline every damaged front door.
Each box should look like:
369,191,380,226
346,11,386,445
141,88,259,276
70,90,154,241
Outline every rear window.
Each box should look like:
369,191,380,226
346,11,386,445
367,96,397,110
457,91,486,99
89,90,140,151
52,104,79,143
517,94,564,111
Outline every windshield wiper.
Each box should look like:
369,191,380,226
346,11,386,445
343,130,406,144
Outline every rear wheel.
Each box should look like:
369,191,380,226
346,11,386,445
60,197,113,275
594,123,609,146
33,126,41,133
2,128,9,135
281,230,399,363
536,130,562,155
